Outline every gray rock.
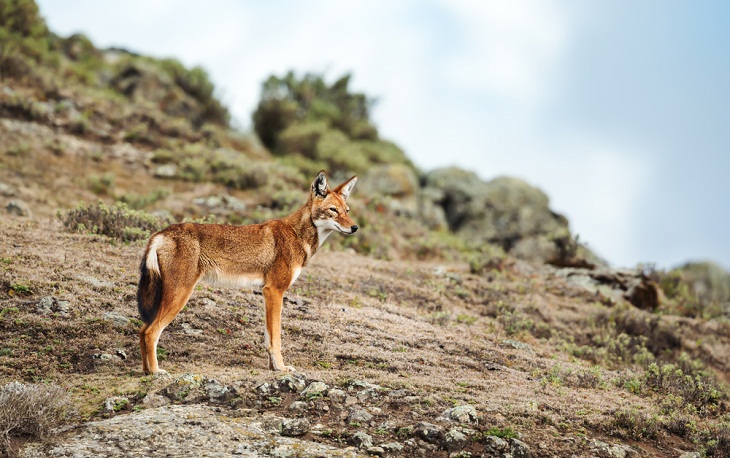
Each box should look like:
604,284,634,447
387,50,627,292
414,422,441,443
302,381,329,399
440,405,478,424
6,199,31,217
510,438,532,457
387,389,411,398
141,393,170,408
161,373,206,402
255,382,272,395
76,275,114,289
0,182,18,197
422,167,600,266
679,453,701,458
482,435,510,454
590,439,638,458
103,311,130,328
442,428,467,451
670,261,730,308
36,296,54,315
275,374,306,393
348,380,382,391
288,401,308,411
366,446,385,456
281,417,310,437
381,442,404,452
501,339,533,353
328,388,347,404
21,404,361,457
180,322,203,335
347,406,373,423
103,396,128,412
359,164,419,199
56,300,70,315
350,431,373,448
205,380,232,403
154,164,178,178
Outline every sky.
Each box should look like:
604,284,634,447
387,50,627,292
36,0,730,270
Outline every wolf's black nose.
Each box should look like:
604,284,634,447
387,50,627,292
351,225,358,233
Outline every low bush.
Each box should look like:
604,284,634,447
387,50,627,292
59,201,167,242
0,381,72,452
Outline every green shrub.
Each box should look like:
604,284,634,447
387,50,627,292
252,71,414,174
0,0,52,80
60,201,167,241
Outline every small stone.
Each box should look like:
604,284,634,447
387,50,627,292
347,406,373,423
103,396,129,412
443,428,467,451
255,383,272,395
180,322,204,335
36,296,54,315
103,311,130,328
348,380,382,391
441,405,478,424
415,422,441,443
0,182,18,197
501,339,533,352
141,393,170,408
366,446,385,456
288,401,308,411
301,381,328,399
205,380,232,403
381,442,404,452
275,374,306,393
345,395,358,406
116,349,127,360
483,436,509,454
6,199,31,217
154,164,178,178
388,389,411,398
281,417,310,437
350,431,373,448
328,388,346,404
510,438,532,458
55,300,70,315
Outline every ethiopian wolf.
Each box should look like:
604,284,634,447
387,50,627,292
137,170,357,374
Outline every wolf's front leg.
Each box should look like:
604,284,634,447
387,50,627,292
263,285,296,372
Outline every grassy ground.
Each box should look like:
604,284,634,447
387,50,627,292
1,216,728,456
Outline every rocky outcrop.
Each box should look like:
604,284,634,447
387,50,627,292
420,167,603,267
668,261,730,309
20,404,362,458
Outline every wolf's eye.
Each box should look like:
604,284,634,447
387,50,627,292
329,207,338,213
346,208,350,214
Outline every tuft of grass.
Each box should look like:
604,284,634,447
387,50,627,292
609,408,659,440
59,201,167,242
482,426,519,439
0,382,73,453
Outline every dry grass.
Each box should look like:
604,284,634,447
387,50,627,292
0,381,73,454
1,218,729,456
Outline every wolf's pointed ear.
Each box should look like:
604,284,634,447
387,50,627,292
334,175,357,201
311,170,329,198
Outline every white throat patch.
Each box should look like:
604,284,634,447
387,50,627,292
317,225,333,247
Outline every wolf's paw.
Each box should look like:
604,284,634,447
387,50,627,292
283,365,297,373
152,369,171,379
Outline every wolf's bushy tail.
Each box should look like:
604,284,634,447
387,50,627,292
137,246,162,325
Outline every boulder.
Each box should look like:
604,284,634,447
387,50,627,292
422,167,603,266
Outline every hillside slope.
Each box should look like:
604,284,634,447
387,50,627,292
1,2,729,457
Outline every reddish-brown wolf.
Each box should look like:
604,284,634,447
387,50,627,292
137,171,357,374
